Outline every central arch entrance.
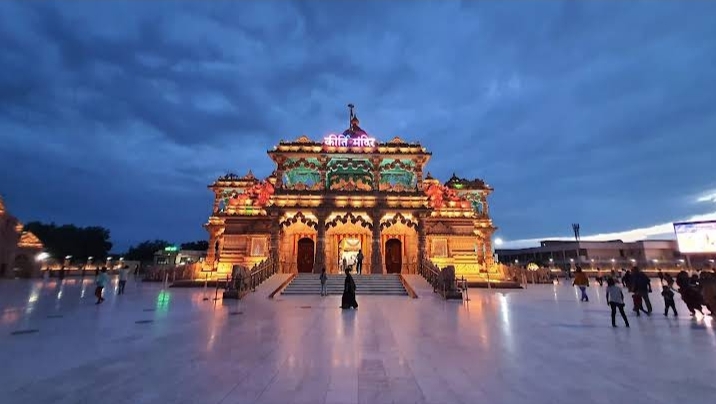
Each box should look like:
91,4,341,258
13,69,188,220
338,237,363,273
385,238,402,274
296,237,315,273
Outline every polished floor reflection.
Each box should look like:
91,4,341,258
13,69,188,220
1,275,715,404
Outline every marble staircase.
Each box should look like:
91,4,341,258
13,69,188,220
280,273,408,296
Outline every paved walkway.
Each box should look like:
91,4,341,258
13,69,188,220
1,277,714,404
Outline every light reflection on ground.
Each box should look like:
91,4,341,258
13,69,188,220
0,276,714,404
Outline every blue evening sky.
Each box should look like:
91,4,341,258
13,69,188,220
1,1,715,251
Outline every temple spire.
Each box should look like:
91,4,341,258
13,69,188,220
348,103,355,124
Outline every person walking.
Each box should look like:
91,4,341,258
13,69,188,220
657,269,665,285
596,268,603,286
355,250,364,275
573,267,589,302
95,268,109,304
631,266,652,314
632,292,649,316
118,265,129,295
340,267,358,309
661,285,677,316
320,267,328,296
606,278,629,327
621,268,632,290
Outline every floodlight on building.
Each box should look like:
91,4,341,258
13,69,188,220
678,259,685,263
611,258,616,263
569,258,574,262
36,252,50,262
630,258,636,263
65,255,72,260
652,259,659,263
88,256,93,261
494,237,504,246
549,258,554,263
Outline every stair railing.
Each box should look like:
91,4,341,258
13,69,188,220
418,257,443,294
227,257,278,298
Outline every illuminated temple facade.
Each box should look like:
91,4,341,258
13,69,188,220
204,107,501,280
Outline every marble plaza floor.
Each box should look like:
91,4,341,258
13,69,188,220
1,276,715,404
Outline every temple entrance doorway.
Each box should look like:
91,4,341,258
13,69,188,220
339,237,362,273
385,238,402,274
296,238,315,273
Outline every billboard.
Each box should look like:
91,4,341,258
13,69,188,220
673,220,716,254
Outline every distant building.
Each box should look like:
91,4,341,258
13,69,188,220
0,196,44,278
153,248,206,266
496,239,716,270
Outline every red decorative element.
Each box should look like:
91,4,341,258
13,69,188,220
254,181,275,207
424,183,472,211
425,183,445,209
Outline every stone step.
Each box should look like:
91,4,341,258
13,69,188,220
281,274,407,296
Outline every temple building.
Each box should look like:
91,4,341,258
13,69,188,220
0,195,44,278
203,106,502,280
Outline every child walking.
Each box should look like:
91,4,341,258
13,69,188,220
662,285,678,316
319,267,328,296
606,278,629,327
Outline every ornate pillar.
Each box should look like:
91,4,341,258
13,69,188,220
269,215,281,267
274,156,286,189
206,224,224,270
212,190,220,214
417,215,427,265
313,212,327,273
319,156,328,190
484,236,494,266
371,156,381,192
371,209,383,274
416,156,426,191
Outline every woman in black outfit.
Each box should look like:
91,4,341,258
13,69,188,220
340,267,358,309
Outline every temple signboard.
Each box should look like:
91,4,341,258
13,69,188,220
323,133,377,148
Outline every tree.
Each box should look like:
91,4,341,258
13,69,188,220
125,240,171,263
24,222,113,262
180,240,209,251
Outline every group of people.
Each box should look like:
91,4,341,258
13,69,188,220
573,266,716,327
94,265,131,304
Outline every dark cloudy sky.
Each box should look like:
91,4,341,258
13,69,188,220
2,1,716,251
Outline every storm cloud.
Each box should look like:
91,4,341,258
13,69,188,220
1,1,715,250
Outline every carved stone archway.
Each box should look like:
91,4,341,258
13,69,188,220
325,213,373,274
380,214,419,274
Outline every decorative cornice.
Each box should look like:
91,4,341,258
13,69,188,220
326,212,373,230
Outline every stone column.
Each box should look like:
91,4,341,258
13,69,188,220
212,190,220,214
206,226,223,269
417,214,427,265
371,209,383,274
371,156,381,192
313,212,327,273
269,217,281,267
